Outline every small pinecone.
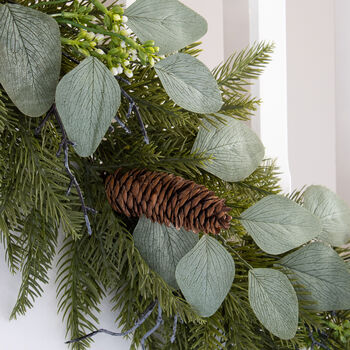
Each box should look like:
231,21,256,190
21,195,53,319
105,168,232,234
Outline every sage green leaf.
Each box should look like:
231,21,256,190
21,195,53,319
303,185,350,246
133,216,198,289
155,53,223,114
55,57,121,157
191,114,264,181
175,235,235,317
278,242,350,311
248,268,298,340
0,3,61,117
125,0,207,55
241,195,322,255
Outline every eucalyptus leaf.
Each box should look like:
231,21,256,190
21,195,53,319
155,53,223,114
191,114,264,181
248,268,298,340
241,195,322,255
303,185,350,246
125,0,207,55
55,57,121,157
278,242,350,311
175,235,235,317
133,216,198,288
0,3,61,117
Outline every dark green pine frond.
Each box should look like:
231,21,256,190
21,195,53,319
188,315,226,350
56,235,105,350
214,42,274,121
181,41,203,57
213,41,274,93
287,186,307,204
0,88,84,241
219,94,261,121
233,159,282,200
10,210,58,319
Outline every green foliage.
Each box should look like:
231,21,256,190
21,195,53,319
0,88,83,276
10,210,58,319
303,185,350,246
192,114,264,182
1,2,345,348
175,235,235,317
214,41,274,94
213,41,274,121
56,56,121,157
241,195,322,254
56,235,104,349
0,3,61,117
155,53,223,113
278,242,350,311
125,0,207,55
133,217,198,289
248,268,299,340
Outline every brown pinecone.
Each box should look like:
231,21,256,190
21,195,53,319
105,168,232,234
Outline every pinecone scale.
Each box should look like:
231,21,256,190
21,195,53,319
105,168,232,234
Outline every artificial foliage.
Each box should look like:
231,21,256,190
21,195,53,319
1,1,350,350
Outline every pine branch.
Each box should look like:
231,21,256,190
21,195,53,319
10,210,57,319
56,235,104,350
189,314,226,350
213,42,274,121
213,42,274,94
0,89,84,240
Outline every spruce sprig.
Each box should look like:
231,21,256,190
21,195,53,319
10,210,57,319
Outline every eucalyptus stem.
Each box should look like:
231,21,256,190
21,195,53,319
140,302,163,350
66,299,158,344
29,0,68,8
35,104,96,235
62,51,80,65
56,18,129,43
170,314,178,344
121,88,149,144
34,104,55,135
307,326,331,350
217,235,253,270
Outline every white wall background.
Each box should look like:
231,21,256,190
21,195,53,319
1,0,350,349
335,0,350,207
286,0,337,193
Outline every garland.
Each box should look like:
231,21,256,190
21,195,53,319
1,0,350,349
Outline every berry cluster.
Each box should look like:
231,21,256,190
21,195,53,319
60,0,161,78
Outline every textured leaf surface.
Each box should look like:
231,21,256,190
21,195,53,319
175,235,235,317
133,216,198,288
155,53,223,114
248,268,298,340
278,242,350,311
0,3,61,117
303,185,350,246
192,114,264,181
241,195,321,254
56,57,121,157
125,0,207,55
